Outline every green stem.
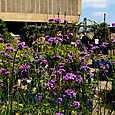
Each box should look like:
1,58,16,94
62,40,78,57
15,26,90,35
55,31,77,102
10,48,18,114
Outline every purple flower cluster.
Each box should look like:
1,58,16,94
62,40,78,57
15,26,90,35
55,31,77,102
91,46,99,50
87,72,94,78
0,68,10,75
55,18,61,23
112,39,115,43
5,46,15,52
47,37,56,44
0,51,5,54
17,42,25,49
77,75,83,83
58,62,65,69
72,101,80,108
45,79,56,90
57,97,63,104
65,89,76,98
76,40,81,45
100,42,109,48
48,18,54,22
57,69,66,75
4,53,13,60
48,18,61,23
37,93,42,101
79,51,88,56
79,58,86,64
35,59,47,64
19,64,30,71
64,19,68,24
63,73,76,81
80,65,90,71
52,55,61,60
55,112,63,115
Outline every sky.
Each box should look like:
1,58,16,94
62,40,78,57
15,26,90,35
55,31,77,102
80,0,115,25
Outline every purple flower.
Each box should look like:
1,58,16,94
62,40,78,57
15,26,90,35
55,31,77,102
79,58,86,62
4,71,11,75
0,68,10,75
77,75,83,83
47,37,56,44
4,53,13,60
17,42,25,49
58,62,65,68
112,23,115,26
37,93,42,100
48,18,54,22
35,59,47,64
57,33,63,38
91,46,99,50
55,18,61,23
55,112,63,115
112,39,115,43
45,82,55,90
0,38,4,43
89,44,93,47
89,50,93,53
87,72,94,78
79,52,88,56
57,37,63,43
64,19,68,24
80,65,90,71
57,69,66,75
112,61,115,64
64,35,69,40
29,35,35,39
50,79,56,83
45,35,50,41
0,51,5,54
65,89,76,98
57,97,63,104
0,68,6,74
5,46,15,52
100,42,109,48
45,79,56,90
75,40,81,44
23,46,29,49
52,55,61,60
19,64,30,71
63,73,76,81
72,101,80,108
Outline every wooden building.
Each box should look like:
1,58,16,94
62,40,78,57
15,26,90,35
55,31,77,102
0,0,82,33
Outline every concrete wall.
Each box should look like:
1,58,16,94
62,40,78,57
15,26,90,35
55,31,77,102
0,0,82,22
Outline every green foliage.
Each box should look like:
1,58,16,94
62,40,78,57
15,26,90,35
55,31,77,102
0,19,14,43
92,22,110,42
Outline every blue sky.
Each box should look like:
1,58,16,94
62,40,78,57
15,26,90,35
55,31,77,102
80,0,115,25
